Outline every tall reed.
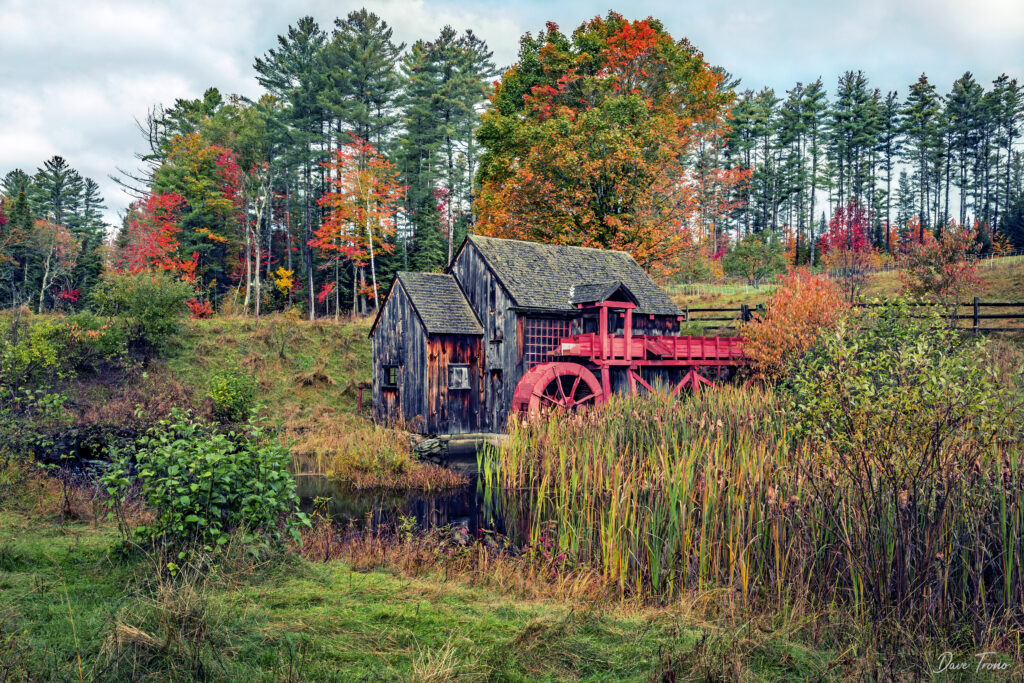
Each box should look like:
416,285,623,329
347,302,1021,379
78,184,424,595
483,386,1024,636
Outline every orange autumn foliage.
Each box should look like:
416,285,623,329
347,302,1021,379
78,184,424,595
474,12,747,279
741,268,850,380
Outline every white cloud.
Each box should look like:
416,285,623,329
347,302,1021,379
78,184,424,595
0,0,1021,226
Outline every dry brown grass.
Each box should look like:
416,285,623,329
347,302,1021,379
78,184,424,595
298,513,614,605
283,407,466,490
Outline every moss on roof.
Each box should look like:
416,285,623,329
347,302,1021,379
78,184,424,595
395,272,483,336
467,235,681,316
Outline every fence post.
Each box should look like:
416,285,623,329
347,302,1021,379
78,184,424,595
684,305,689,323
741,304,750,323
973,296,980,333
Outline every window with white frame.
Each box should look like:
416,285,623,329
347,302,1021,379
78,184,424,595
448,364,470,390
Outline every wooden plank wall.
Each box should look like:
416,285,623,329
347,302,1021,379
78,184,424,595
450,242,520,432
424,335,484,434
372,282,428,430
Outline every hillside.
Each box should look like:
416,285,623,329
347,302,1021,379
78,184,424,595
671,256,1024,330
165,315,373,420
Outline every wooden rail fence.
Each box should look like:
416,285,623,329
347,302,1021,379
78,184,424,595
682,298,1024,334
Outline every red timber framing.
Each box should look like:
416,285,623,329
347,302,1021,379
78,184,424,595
523,317,574,370
553,301,745,398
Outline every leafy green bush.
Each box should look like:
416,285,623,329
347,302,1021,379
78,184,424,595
783,300,1023,621
207,369,257,423
784,299,1014,460
722,232,786,285
102,410,308,554
91,271,193,358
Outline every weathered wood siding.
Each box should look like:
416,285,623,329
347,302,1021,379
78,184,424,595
424,335,484,434
371,282,428,430
450,241,520,432
634,315,681,336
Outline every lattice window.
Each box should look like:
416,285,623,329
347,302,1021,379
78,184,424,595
523,318,573,369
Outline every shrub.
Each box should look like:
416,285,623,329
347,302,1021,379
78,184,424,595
91,271,193,358
0,311,126,388
207,369,257,423
786,299,1015,461
898,225,982,317
740,268,849,380
784,301,1024,621
185,298,213,319
101,410,308,554
722,232,786,286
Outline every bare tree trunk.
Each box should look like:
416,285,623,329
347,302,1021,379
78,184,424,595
304,157,315,321
37,250,52,314
243,197,252,314
366,195,380,308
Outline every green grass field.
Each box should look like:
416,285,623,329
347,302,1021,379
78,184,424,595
0,503,847,682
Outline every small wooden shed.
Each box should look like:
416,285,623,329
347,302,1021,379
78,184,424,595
370,235,682,436
369,272,484,435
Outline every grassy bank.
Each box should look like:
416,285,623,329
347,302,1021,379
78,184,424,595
2,309,459,492
0,476,850,682
164,315,464,491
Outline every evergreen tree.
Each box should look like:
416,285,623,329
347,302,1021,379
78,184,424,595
902,74,943,238
31,156,83,226
397,39,446,273
321,9,404,150
254,17,327,319
70,178,107,297
877,91,902,250
895,169,915,235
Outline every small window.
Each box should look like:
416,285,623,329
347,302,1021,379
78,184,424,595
448,364,470,390
383,365,399,388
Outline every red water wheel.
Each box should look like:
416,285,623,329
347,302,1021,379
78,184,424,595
512,362,604,416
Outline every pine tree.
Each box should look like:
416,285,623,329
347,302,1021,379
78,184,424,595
73,178,108,296
320,9,404,150
31,156,83,226
1000,79,1023,234
877,91,902,250
902,74,943,238
397,39,446,273
895,170,915,236
254,17,327,319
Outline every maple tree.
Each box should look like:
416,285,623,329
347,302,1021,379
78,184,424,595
475,12,747,278
115,193,198,279
817,200,882,302
149,132,246,296
899,223,982,318
0,200,11,264
313,136,405,316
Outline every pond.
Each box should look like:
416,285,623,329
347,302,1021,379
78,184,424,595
295,454,516,541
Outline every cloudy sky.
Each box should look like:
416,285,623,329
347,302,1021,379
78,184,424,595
2,0,1022,225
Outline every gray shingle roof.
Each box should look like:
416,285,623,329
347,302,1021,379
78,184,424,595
467,235,681,316
397,272,483,336
569,281,638,306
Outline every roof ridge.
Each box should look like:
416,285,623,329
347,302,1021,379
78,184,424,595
469,233,631,256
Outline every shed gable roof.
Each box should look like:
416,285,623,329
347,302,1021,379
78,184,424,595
569,281,638,306
394,272,483,336
465,235,681,316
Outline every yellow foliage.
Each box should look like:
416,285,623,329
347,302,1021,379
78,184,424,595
273,267,295,295
194,227,230,244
